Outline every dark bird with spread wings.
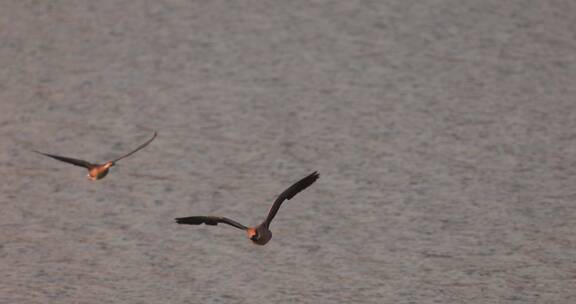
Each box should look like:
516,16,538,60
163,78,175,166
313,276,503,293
33,131,157,181
175,171,319,245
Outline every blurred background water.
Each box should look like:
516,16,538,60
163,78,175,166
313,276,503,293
1,1,576,303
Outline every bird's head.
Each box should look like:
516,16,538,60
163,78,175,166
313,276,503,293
247,227,258,241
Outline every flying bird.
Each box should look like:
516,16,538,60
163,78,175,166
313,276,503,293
175,171,319,245
33,131,157,181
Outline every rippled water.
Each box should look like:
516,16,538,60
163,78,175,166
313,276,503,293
2,1,575,303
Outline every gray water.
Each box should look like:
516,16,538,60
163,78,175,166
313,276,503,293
2,1,576,303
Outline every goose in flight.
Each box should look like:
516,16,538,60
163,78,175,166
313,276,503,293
33,131,157,181
175,171,319,245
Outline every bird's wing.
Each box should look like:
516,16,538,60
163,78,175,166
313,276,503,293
175,216,248,231
33,150,95,169
111,131,157,163
263,171,320,227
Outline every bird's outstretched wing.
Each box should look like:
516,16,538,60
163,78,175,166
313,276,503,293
33,150,95,169
263,171,319,227
111,131,157,163
175,216,248,231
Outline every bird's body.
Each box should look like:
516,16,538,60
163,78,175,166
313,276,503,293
34,131,156,181
175,171,319,246
246,226,272,245
87,161,114,180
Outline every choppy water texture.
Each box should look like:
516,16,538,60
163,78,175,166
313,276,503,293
2,1,576,303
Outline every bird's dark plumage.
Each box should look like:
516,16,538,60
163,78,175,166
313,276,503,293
176,216,248,231
174,171,320,245
33,131,157,180
111,131,157,163
263,171,320,227
32,151,95,169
